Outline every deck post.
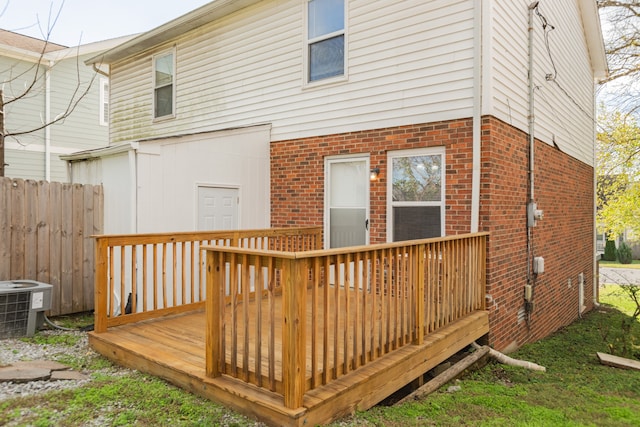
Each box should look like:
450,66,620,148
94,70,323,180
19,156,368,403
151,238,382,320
282,256,306,409
206,250,222,378
94,237,108,333
414,244,426,344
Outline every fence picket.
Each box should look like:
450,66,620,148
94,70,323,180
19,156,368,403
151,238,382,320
0,177,103,315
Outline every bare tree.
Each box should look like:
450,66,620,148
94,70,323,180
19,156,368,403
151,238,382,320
0,0,100,177
597,1,640,116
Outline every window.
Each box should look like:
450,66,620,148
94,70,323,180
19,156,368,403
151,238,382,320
307,0,345,82
387,148,445,241
153,50,175,119
99,78,109,126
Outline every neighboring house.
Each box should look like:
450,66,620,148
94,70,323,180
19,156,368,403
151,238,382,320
69,0,606,353
0,30,133,182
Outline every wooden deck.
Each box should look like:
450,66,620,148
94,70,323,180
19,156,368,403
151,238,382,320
89,308,488,426
90,228,489,426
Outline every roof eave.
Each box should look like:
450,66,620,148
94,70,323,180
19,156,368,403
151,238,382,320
86,0,262,65
579,0,609,82
61,142,139,161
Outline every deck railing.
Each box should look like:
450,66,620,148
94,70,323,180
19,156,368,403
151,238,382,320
93,227,322,333
203,232,488,409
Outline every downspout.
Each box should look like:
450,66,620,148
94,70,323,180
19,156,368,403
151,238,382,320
528,3,537,203
593,81,600,307
525,1,539,317
44,61,52,181
470,0,482,233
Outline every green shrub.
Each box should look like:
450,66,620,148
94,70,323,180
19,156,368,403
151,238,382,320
604,239,618,261
617,241,633,264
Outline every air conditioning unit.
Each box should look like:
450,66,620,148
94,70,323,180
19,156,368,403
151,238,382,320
0,280,53,339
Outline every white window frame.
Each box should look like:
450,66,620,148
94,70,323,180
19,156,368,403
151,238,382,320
152,48,176,120
99,78,109,126
386,147,446,242
304,0,348,87
324,154,370,249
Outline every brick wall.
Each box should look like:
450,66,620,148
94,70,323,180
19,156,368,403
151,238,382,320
481,116,595,350
271,115,595,351
271,119,474,242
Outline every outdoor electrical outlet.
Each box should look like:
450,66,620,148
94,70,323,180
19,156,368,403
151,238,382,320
568,278,572,288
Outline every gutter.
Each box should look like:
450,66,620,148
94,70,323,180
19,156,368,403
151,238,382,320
470,0,482,232
61,141,139,161
593,80,600,308
85,0,261,65
92,63,109,78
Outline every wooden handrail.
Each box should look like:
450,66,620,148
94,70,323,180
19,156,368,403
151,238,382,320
93,227,322,333
203,232,488,409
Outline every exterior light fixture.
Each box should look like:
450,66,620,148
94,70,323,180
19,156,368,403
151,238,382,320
370,167,380,181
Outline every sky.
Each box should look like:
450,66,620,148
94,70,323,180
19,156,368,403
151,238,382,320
1,0,213,46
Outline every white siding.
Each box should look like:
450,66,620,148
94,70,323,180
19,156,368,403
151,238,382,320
110,0,476,144
102,152,136,234
136,125,270,233
488,0,596,165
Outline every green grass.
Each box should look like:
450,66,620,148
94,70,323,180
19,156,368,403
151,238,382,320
1,300,639,426
601,285,639,317
599,259,640,269
20,333,82,347
335,303,640,427
0,372,252,427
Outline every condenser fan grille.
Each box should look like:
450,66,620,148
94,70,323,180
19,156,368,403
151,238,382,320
0,291,31,338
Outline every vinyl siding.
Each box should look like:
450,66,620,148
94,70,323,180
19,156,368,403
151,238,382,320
2,56,47,179
489,0,596,166
2,50,110,181
110,0,476,144
4,150,45,180
49,52,109,151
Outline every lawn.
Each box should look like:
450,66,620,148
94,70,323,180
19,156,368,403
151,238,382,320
1,290,639,427
336,287,640,427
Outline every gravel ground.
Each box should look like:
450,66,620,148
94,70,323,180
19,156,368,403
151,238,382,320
0,328,131,401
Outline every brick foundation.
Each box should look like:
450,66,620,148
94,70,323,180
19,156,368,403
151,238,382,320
270,116,595,351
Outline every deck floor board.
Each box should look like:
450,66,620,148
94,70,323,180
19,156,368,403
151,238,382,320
90,306,489,427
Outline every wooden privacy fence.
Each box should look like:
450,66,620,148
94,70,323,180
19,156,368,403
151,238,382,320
203,232,488,409
0,177,103,316
92,227,323,333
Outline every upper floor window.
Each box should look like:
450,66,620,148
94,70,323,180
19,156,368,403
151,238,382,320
307,0,345,83
153,50,175,119
99,78,109,126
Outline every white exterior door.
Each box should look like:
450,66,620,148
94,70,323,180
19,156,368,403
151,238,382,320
325,157,370,248
197,186,239,230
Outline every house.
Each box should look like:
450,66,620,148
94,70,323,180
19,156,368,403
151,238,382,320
0,30,133,181
70,0,606,424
